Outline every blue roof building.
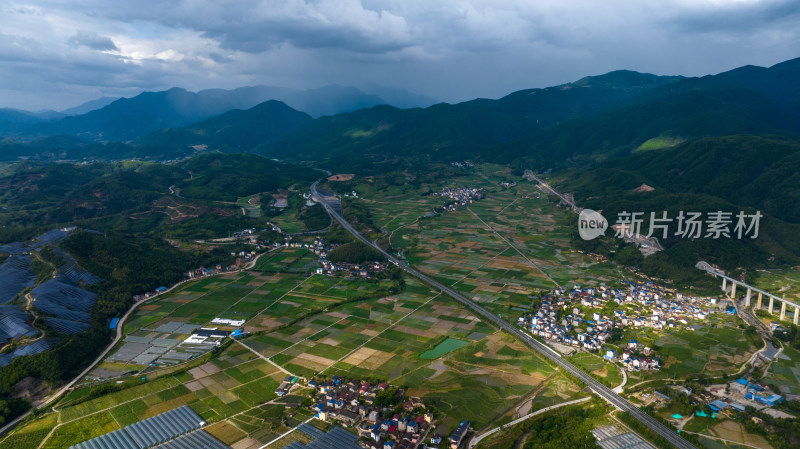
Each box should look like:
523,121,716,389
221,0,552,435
710,400,728,410
764,394,783,406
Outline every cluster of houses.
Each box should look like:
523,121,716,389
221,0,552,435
232,228,257,239
276,375,301,396
308,238,333,258
306,238,388,278
134,252,273,302
645,376,787,421
230,250,258,260
185,264,233,279
703,377,784,412
316,260,387,279
518,282,718,371
431,187,486,212
605,340,661,371
450,161,474,168
303,377,438,449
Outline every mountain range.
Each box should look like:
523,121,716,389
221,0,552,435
0,84,436,141
2,55,800,282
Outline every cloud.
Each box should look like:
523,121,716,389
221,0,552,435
662,0,800,35
0,0,799,110
71,0,417,54
69,30,118,51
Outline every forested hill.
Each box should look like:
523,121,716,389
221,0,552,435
135,100,312,156
261,70,685,171
0,100,313,162
0,153,320,427
0,153,319,241
261,57,800,172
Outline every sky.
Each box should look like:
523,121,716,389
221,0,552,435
1,0,799,111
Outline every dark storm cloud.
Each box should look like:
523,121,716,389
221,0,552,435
90,0,417,54
198,7,414,54
0,1,798,110
665,0,800,34
68,30,119,51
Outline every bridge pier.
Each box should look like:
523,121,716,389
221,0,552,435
781,301,787,321
745,288,751,307
731,283,737,299
722,278,727,292
757,292,762,310
795,306,799,325
769,296,774,314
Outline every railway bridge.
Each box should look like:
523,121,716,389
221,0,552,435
696,261,799,324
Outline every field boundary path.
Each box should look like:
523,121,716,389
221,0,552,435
467,206,560,289
468,397,592,448
311,177,698,449
0,247,278,437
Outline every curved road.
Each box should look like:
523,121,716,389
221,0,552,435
0,249,275,438
468,397,592,448
311,180,697,449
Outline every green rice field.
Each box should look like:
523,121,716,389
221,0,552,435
419,337,469,359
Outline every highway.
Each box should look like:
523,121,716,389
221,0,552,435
311,180,698,449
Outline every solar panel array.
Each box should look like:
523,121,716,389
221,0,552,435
152,430,229,449
0,241,27,255
54,247,103,286
43,317,90,335
32,301,90,323
298,423,325,439
591,425,656,449
0,228,72,256
285,425,361,449
32,276,97,334
0,306,37,344
0,339,58,367
0,255,36,304
69,406,209,449
32,228,72,246
33,277,97,312
0,228,102,350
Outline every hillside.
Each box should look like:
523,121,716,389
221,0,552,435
263,70,684,171
504,86,799,168
0,153,318,242
137,100,312,153
12,84,427,142
0,109,49,136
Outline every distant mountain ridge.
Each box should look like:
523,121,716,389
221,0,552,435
3,56,799,175
0,84,436,141
136,100,313,157
258,58,800,171
60,97,119,116
261,69,687,169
